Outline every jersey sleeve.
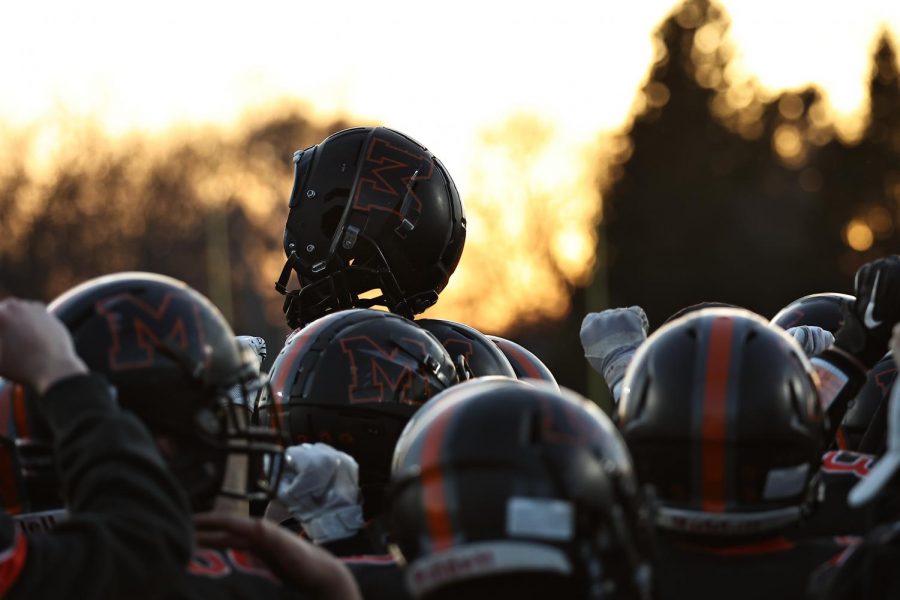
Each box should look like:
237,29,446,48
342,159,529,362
3,373,193,600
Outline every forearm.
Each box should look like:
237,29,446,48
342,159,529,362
5,374,192,599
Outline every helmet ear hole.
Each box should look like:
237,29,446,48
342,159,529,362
321,205,345,239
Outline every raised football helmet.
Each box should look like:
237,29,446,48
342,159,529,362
0,378,60,516
257,309,457,518
275,127,467,328
417,319,516,380
619,308,825,536
488,335,559,389
389,378,655,600
771,292,854,332
48,272,284,511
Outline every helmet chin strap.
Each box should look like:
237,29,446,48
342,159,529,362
277,231,437,328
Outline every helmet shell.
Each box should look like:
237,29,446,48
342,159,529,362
280,127,466,326
620,308,825,536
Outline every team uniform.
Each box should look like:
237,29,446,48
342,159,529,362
326,525,410,600
808,522,900,599
655,533,857,600
1,374,192,599
790,450,879,538
169,547,311,600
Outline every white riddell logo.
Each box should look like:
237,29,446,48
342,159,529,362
864,270,883,329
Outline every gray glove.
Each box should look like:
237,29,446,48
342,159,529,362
786,325,834,357
236,335,267,366
277,443,365,545
580,306,649,404
227,336,267,408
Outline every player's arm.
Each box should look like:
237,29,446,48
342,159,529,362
0,299,193,600
812,257,900,443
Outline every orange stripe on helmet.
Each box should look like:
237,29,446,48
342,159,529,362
701,316,734,513
420,403,459,552
500,342,543,380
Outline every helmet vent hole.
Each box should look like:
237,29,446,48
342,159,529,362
321,206,345,239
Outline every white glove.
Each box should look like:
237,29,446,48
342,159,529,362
580,307,649,405
227,336,267,408
236,335,267,366
277,443,365,545
786,325,834,357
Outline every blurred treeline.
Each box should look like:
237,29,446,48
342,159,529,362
1,0,899,397
510,0,900,396
0,110,349,367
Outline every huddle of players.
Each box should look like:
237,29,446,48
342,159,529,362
2,125,900,599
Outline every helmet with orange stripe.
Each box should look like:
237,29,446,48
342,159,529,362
486,335,558,389
416,319,516,380
619,308,825,537
389,378,655,600
0,378,60,516
257,309,457,519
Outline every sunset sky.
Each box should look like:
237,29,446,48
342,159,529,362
2,0,898,329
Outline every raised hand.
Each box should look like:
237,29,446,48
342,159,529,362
834,256,900,368
0,298,87,394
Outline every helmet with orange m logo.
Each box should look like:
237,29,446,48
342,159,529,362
257,309,457,518
48,272,284,511
276,127,467,329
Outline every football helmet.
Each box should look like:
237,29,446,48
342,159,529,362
389,378,655,600
0,378,60,515
48,272,284,511
837,352,896,453
417,319,516,380
619,308,825,536
487,335,559,389
275,127,467,328
771,292,854,333
257,309,457,518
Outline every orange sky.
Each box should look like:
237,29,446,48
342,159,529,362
1,0,897,330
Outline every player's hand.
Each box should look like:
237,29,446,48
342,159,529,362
786,325,834,357
236,336,267,366
193,513,361,600
277,443,365,544
834,256,900,368
0,298,87,395
580,306,649,404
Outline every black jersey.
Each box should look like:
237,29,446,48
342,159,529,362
324,524,410,600
167,546,310,600
790,450,878,538
655,533,856,600
808,522,900,600
1,374,192,599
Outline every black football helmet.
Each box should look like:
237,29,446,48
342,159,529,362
416,319,516,380
0,378,60,516
257,309,457,518
619,308,825,536
837,352,896,453
487,335,559,389
47,272,284,511
275,126,467,328
771,292,854,332
389,378,655,600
